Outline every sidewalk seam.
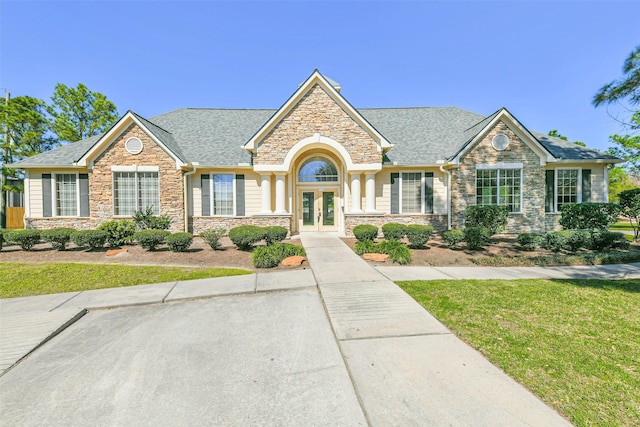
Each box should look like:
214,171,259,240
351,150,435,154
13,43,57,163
49,292,82,312
162,282,180,303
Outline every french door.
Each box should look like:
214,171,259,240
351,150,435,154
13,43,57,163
299,190,337,231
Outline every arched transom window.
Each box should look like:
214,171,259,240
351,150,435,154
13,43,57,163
298,157,338,182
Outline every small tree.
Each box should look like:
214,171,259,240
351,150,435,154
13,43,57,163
618,188,640,240
465,206,509,235
559,203,620,232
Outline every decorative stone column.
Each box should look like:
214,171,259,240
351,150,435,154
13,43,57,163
274,173,287,214
350,173,362,213
365,173,376,212
261,174,272,214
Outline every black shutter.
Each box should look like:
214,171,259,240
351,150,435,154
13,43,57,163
424,172,434,214
42,174,52,217
545,170,554,212
79,174,89,217
201,175,210,216
390,173,399,214
582,169,591,202
235,174,245,216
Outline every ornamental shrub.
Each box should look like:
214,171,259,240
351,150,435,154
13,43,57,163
0,228,5,250
70,230,108,251
442,229,464,249
464,226,491,250
559,202,620,232
263,226,288,245
565,230,591,252
133,207,172,230
465,205,509,235
377,239,412,265
353,224,378,242
618,188,640,241
590,231,629,252
544,231,569,253
251,243,305,268
381,223,407,240
98,219,136,247
229,225,264,251
165,232,193,252
516,233,544,251
200,228,226,250
406,224,433,248
4,229,41,251
354,239,376,255
133,230,170,251
41,228,75,251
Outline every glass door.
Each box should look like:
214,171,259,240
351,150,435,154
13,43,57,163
298,190,337,231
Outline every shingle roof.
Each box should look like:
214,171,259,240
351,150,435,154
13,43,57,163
13,105,620,168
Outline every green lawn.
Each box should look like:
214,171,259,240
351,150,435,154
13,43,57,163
398,278,640,427
0,262,251,298
610,221,636,231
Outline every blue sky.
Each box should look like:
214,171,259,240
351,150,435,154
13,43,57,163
1,0,639,152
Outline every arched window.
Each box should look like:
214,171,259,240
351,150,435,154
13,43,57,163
298,157,338,182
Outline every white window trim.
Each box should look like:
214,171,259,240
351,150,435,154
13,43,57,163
52,173,81,217
398,171,429,214
475,167,523,214
112,170,161,216
209,173,236,217
554,168,582,213
111,165,159,172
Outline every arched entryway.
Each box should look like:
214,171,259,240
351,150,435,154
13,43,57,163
295,154,341,232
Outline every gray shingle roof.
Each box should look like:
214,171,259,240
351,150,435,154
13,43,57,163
130,111,187,162
12,134,102,167
532,131,619,161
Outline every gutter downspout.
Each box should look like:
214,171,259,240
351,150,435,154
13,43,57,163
183,164,198,232
439,163,452,230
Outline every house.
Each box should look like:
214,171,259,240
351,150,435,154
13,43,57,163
13,70,622,237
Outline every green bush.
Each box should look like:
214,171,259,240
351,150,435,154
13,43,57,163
133,207,172,230
618,188,640,241
442,229,464,249
133,230,170,251
354,239,376,255
406,224,433,248
377,239,412,265
565,230,591,252
200,228,226,250
165,232,193,252
353,224,378,242
381,223,407,240
465,205,509,235
516,233,544,251
263,226,288,245
590,231,629,252
544,231,569,253
70,230,108,251
0,228,4,250
41,228,75,251
559,202,619,232
98,219,136,247
464,226,491,250
4,229,41,251
251,243,305,268
228,225,264,251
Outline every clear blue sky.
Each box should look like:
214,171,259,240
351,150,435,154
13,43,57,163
1,0,639,152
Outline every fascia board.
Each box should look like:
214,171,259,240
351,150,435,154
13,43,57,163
549,158,625,164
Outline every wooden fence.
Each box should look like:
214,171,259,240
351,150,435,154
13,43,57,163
6,207,25,229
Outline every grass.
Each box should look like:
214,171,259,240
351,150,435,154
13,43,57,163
0,262,252,298
610,221,636,231
398,278,640,427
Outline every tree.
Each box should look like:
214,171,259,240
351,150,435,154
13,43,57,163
607,165,640,203
48,83,119,143
618,188,640,241
606,112,640,176
547,129,586,147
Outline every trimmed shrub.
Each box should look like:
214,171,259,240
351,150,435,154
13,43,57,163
133,207,172,230
70,230,108,251
565,230,591,252
381,223,407,240
0,228,6,250
465,205,509,235
516,233,544,251
200,228,226,250
133,230,170,251
228,225,264,251
353,224,378,242
41,228,75,250
4,229,41,251
98,219,136,247
619,188,640,241
377,239,412,265
442,229,464,249
406,224,433,248
166,232,194,252
464,226,491,250
544,231,569,253
559,202,619,232
263,226,288,245
354,239,376,255
251,243,305,268
590,231,629,252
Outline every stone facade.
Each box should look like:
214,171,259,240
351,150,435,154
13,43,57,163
25,217,92,230
191,215,291,236
89,123,185,232
345,214,448,237
255,84,381,166
545,213,561,232
450,121,546,234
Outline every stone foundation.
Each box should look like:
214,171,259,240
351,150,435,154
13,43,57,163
25,217,92,230
191,215,292,235
344,214,448,237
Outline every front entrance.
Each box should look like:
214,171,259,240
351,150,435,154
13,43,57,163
298,190,337,231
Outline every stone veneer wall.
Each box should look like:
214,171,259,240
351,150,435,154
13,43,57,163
25,217,92,230
255,84,381,166
89,123,184,232
191,215,291,236
544,213,561,232
344,214,448,237
450,121,546,234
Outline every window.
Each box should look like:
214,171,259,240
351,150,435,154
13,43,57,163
201,174,241,216
476,168,521,212
213,174,234,215
401,172,423,213
298,157,338,182
41,173,89,217
556,169,578,209
113,171,159,215
391,172,434,214
56,174,77,216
